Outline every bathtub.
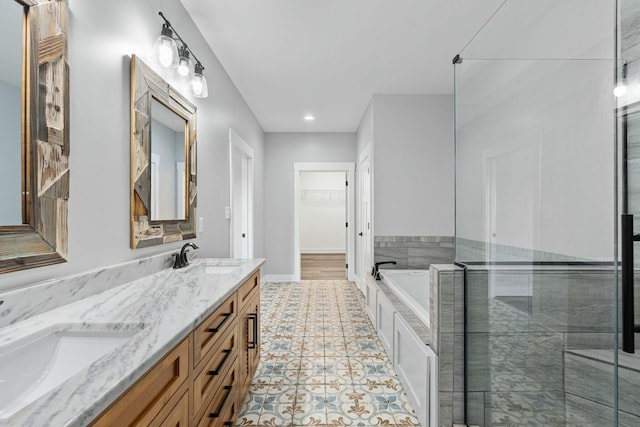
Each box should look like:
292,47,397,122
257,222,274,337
379,269,430,328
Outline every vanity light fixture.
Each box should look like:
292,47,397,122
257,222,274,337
304,115,315,121
153,12,208,98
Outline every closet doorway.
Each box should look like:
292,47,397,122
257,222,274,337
293,163,355,281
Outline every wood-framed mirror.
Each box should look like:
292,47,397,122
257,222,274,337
130,55,197,249
0,0,70,274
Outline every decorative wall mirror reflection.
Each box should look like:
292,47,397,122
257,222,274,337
130,55,197,249
0,0,70,274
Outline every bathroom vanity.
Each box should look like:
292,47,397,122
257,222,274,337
0,257,264,427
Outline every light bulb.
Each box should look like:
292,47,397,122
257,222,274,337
192,78,203,94
614,83,627,98
158,42,174,67
177,45,193,77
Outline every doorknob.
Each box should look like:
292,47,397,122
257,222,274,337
242,233,246,238
358,232,363,236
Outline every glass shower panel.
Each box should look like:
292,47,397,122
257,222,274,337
618,0,640,425
454,1,619,426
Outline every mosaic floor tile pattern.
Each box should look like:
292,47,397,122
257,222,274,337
237,280,421,426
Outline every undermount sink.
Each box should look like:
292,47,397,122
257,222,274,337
204,264,241,274
0,329,138,419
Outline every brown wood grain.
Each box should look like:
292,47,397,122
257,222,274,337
301,253,347,280
1,0,69,275
130,55,198,249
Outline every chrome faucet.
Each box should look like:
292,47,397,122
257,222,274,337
173,242,199,269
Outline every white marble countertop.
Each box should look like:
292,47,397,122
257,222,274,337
0,257,265,427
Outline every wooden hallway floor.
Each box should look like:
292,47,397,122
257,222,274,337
301,253,346,280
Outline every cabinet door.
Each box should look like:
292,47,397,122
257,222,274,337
247,294,260,378
90,338,190,427
239,295,260,400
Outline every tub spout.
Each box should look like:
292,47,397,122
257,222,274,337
372,261,397,280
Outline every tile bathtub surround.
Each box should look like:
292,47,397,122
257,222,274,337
429,265,465,427
0,251,183,328
237,280,421,426
374,236,454,270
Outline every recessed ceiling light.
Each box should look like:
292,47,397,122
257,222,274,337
304,115,315,121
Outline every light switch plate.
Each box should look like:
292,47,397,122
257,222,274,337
224,206,231,219
198,217,204,232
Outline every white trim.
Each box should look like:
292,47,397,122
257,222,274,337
262,274,297,283
229,129,254,258
357,144,373,285
293,162,356,282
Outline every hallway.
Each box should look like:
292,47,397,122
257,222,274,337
237,280,420,426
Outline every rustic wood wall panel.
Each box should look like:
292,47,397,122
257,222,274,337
0,0,69,274
130,55,197,249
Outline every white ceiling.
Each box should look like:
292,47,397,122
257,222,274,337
180,0,506,132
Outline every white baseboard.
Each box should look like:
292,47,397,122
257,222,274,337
261,274,297,284
353,275,363,290
300,249,346,254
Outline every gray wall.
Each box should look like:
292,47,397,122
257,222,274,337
0,81,21,224
264,132,356,276
2,0,265,291
372,94,454,237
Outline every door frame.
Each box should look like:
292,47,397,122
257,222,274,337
229,128,254,258
357,144,373,290
293,162,355,281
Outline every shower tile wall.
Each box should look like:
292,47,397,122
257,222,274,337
374,236,454,269
465,268,640,427
455,237,587,263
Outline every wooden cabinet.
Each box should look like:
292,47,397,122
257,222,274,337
91,270,260,427
192,320,238,425
237,272,260,406
193,293,237,369
90,338,190,427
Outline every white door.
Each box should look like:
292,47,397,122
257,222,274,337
359,151,373,283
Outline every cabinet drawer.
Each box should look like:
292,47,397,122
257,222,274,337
195,363,238,427
149,390,189,427
193,325,238,418
91,338,190,427
238,272,259,308
193,293,237,368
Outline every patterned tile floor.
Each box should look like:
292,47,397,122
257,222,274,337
237,280,421,426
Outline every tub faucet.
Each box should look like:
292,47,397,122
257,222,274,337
372,261,396,280
173,242,199,269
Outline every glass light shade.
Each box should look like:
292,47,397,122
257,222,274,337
191,74,208,98
177,46,193,77
191,66,208,98
153,34,178,68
